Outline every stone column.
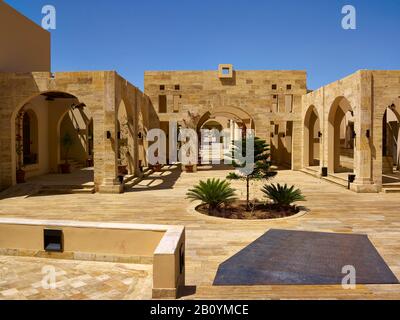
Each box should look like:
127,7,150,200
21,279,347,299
98,72,123,194
351,71,380,193
291,120,302,170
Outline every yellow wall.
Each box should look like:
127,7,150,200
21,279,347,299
0,1,50,72
0,224,164,258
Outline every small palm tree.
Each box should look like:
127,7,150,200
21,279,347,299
186,178,237,213
61,132,74,164
261,183,305,207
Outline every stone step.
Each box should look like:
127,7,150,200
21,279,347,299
299,168,320,178
40,184,94,190
124,168,155,189
321,175,348,189
38,184,95,195
383,188,400,194
190,285,381,300
37,187,95,195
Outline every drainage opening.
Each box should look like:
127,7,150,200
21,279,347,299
44,229,64,253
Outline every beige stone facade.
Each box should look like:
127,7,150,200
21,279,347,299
1,3,399,194
144,69,307,169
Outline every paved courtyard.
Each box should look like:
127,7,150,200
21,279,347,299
0,166,399,299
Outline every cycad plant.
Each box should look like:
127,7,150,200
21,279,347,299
186,178,237,213
261,183,305,207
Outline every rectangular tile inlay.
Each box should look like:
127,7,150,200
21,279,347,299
214,229,400,286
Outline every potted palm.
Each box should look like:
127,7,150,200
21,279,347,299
181,111,200,173
60,132,74,174
15,111,25,183
16,134,25,183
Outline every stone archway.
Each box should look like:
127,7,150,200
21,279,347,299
303,105,321,168
117,99,137,176
328,96,355,173
196,106,255,165
11,91,94,183
382,105,400,178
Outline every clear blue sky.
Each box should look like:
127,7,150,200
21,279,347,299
6,0,400,90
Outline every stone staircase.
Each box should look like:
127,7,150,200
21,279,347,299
300,167,349,189
382,184,400,194
299,167,320,178
67,159,86,170
322,174,349,189
37,184,95,195
123,167,154,189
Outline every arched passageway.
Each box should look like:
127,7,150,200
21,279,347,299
196,107,254,165
382,105,400,185
303,105,321,168
328,97,355,174
12,91,93,184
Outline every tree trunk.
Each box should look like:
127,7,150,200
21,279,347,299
246,176,250,211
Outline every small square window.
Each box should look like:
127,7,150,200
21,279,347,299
273,95,278,99
218,64,233,79
222,68,230,75
287,84,292,90
272,84,277,90
160,85,165,91
175,85,180,90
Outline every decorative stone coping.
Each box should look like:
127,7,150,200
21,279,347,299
0,218,185,299
0,217,180,233
187,202,308,222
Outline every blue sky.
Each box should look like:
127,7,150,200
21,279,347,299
6,0,400,90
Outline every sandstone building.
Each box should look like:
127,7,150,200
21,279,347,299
1,2,399,194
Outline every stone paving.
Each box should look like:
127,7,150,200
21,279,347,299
0,256,152,300
0,165,399,299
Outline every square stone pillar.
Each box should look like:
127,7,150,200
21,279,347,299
291,120,302,170
98,72,124,194
351,71,380,193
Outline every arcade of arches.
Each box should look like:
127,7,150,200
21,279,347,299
1,70,400,194
0,71,158,193
302,70,400,193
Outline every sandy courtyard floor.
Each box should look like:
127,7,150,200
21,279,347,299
0,166,399,299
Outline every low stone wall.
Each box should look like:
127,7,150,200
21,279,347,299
0,218,185,299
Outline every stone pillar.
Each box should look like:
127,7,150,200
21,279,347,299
292,120,302,170
98,72,123,194
351,71,380,193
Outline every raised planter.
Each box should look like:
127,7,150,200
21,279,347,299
0,218,186,299
118,165,128,175
59,163,71,174
16,169,25,184
187,201,308,222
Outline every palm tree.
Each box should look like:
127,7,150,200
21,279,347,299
261,183,305,207
186,178,237,213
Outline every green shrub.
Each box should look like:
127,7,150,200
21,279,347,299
186,178,237,212
261,183,305,207
226,172,241,180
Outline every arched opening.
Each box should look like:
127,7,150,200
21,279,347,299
303,105,320,168
117,99,135,176
270,121,293,169
12,91,93,187
196,107,254,166
200,118,226,163
59,108,93,171
328,97,355,174
22,110,39,166
382,105,400,185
